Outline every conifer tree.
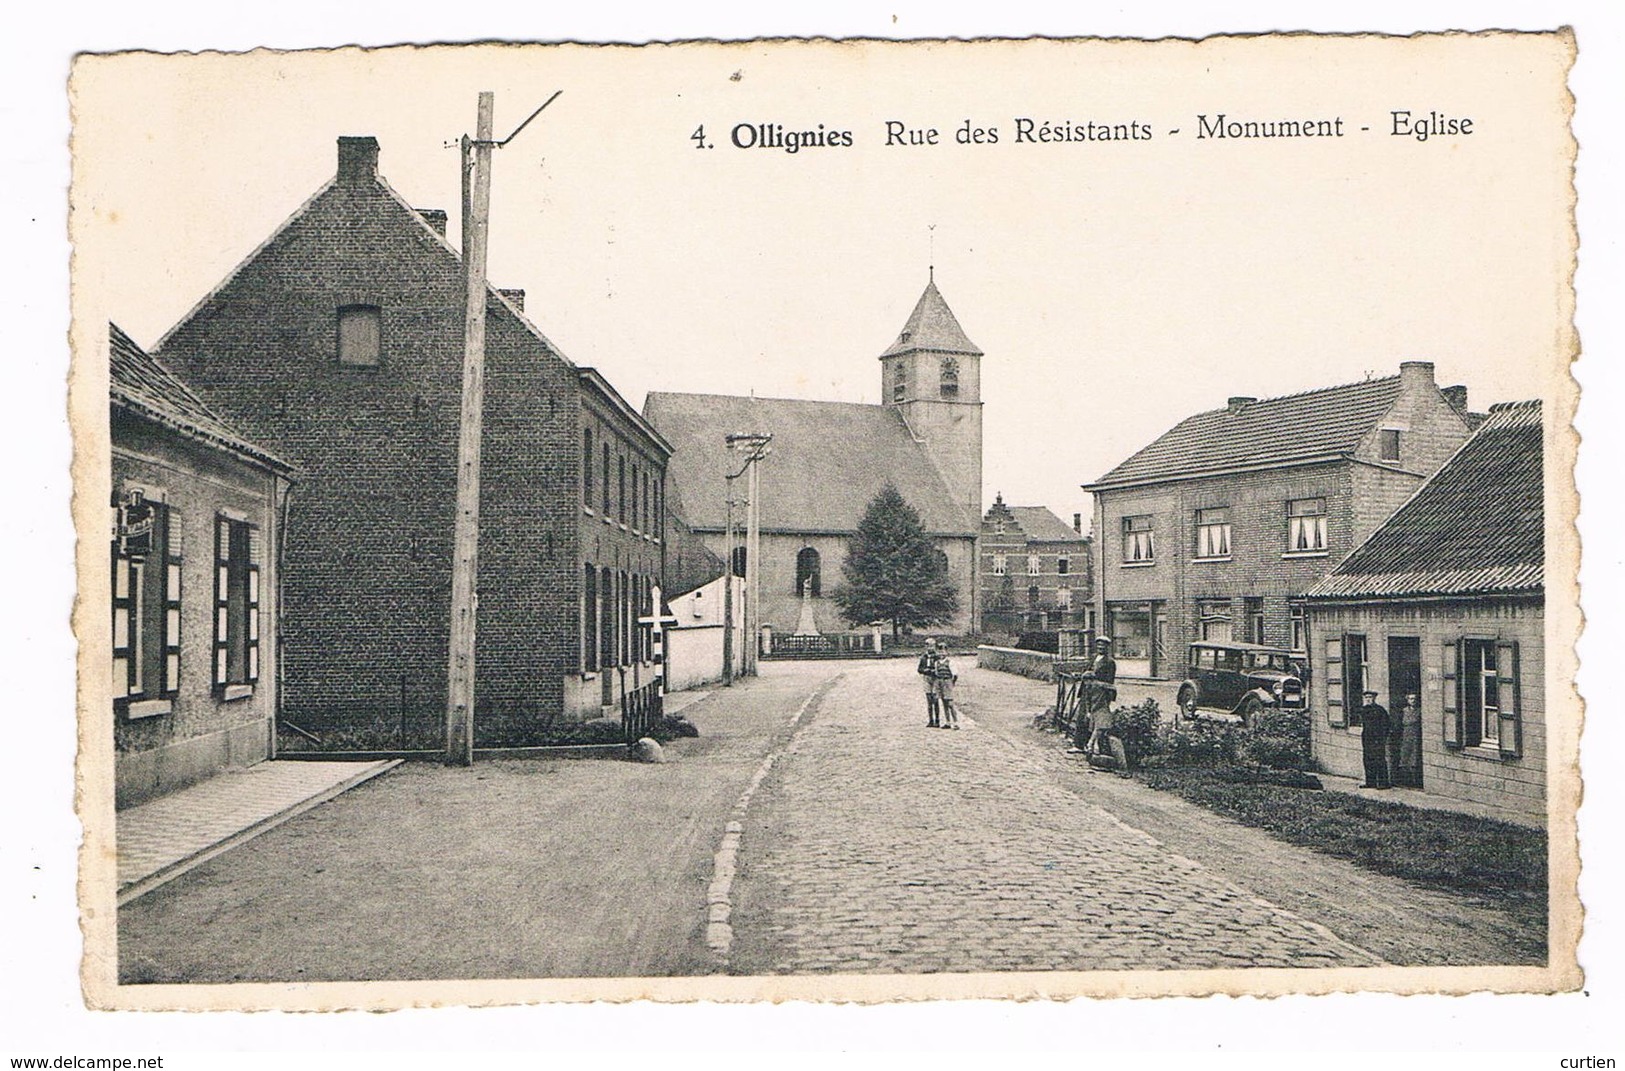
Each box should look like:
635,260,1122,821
833,484,959,638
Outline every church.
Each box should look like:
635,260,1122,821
644,276,985,642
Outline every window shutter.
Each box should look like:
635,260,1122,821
161,506,182,697
214,517,230,688
1324,636,1345,727
1441,640,1463,748
111,541,132,703
1496,641,1521,758
245,523,261,684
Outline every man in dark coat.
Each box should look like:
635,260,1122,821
1358,689,1394,789
1069,636,1119,754
918,638,944,727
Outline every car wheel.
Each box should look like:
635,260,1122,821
1177,685,1198,723
1239,695,1265,728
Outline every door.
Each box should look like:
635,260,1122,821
1387,636,1422,787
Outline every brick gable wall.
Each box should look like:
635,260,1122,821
155,179,582,743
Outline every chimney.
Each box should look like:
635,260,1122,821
1073,512,1082,534
1399,360,1436,395
499,288,526,312
417,208,448,238
1442,384,1469,412
337,136,380,186
1227,396,1256,414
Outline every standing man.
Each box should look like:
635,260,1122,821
933,644,960,729
918,638,944,728
1359,689,1394,789
1395,692,1423,787
1068,636,1119,755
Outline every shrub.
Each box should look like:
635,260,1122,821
1239,707,1312,771
1164,719,1240,766
1112,698,1163,767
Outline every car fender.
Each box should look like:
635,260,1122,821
1235,686,1276,711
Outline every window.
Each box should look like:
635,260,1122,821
731,545,748,579
601,443,611,515
630,461,640,531
1056,586,1072,610
1379,428,1402,462
1027,554,1041,576
600,566,615,669
1197,598,1232,643
1287,498,1327,554
891,364,907,402
582,428,594,507
582,564,598,672
1057,556,1070,576
795,547,821,597
939,357,960,398
641,469,650,533
1289,601,1307,654
993,519,1006,535
112,494,180,711
1446,639,1521,756
617,455,627,524
992,554,1007,576
1340,633,1368,725
653,479,664,540
1122,515,1155,563
336,305,381,366
1027,584,1041,607
1246,597,1266,645
1194,507,1231,559
213,515,260,692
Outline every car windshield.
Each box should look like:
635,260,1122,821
1243,650,1289,671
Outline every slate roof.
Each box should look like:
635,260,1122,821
879,280,983,358
110,323,293,474
1007,506,1084,543
643,392,976,537
1306,400,1543,600
1087,376,1405,489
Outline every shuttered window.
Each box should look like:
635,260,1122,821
1441,640,1462,748
1495,641,1522,758
1324,635,1345,728
112,496,180,713
213,515,260,691
1342,633,1368,726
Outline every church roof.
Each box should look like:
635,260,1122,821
1307,400,1543,601
643,391,978,538
879,279,983,358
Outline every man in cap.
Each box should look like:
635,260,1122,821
1358,688,1394,789
1069,636,1119,756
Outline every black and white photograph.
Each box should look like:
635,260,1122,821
15,10,1617,1053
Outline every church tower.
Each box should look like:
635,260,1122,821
878,273,984,529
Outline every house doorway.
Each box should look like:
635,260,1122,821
1387,636,1422,787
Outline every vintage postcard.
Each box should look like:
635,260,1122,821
69,31,1580,1010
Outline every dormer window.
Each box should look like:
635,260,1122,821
1379,428,1402,462
940,357,960,398
337,304,382,367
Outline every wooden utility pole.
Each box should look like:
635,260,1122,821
722,479,737,685
744,452,762,676
446,91,495,766
723,432,771,678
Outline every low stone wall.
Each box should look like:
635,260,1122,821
976,645,1057,682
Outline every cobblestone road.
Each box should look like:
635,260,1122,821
729,659,1383,974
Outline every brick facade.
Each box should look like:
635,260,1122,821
979,497,1092,635
1087,364,1473,678
1306,598,1545,825
154,137,666,743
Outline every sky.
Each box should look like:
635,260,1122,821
70,33,1572,533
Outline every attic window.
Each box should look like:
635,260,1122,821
337,305,382,367
1379,428,1402,462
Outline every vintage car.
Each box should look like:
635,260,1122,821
1175,641,1306,726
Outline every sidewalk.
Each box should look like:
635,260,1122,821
117,759,399,905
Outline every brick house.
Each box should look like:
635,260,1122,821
152,136,670,743
1083,362,1475,678
644,277,983,640
1305,401,1545,825
979,494,1093,635
110,324,295,806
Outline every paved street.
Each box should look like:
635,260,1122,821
728,660,1382,974
119,657,1537,983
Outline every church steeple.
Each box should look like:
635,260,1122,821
877,275,984,532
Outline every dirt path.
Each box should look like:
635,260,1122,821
117,665,839,983
962,666,1546,966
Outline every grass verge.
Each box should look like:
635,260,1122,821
1137,767,1548,952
